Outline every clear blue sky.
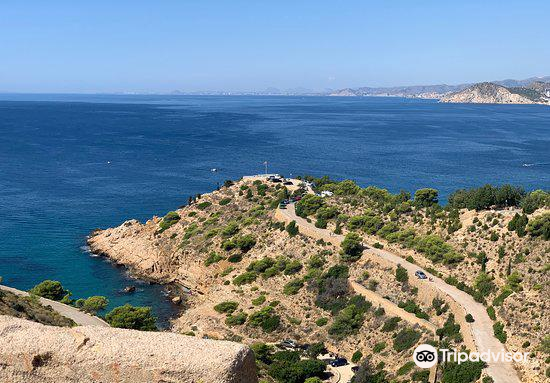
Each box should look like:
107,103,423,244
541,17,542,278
1,0,548,93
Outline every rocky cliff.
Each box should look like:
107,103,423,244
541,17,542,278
440,82,549,105
0,315,257,383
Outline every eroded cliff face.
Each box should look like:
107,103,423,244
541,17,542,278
440,82,545,104
0,315,257,383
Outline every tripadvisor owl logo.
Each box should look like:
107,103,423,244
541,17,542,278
413,344,438,368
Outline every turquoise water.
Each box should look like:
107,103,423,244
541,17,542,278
0,94,548,323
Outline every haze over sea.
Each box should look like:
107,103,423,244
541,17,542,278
1,94,548,323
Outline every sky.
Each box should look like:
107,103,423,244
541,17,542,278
1,0,549,93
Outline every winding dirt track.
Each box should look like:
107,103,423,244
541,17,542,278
0,284,109,327
276,203,521,383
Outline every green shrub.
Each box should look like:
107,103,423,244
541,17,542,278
235,234,257,252
340,232,364,262
29,280,70,301
315,317,328,326
79,296,109,314
437,314,461,341
105,304,157,330
158,211,181,232
328,304,365,339
248,306,280,333
414,234,463,264
381,316,401,332
283,279,304,295
508,213,528,237
526,213,550,240
373,242,383,249
295,194,324,217
219,197,232,205
465,313,475,323
314,218,327,229
221,221,240,237
441,361,485,383
486,306,496,320
286,221,299,237
521,190,550,214
233,271,258,286
214,301,239,314
393,328,421,352
283,260,303,275
351,350,363,363
252,295,266,306
205,252,224,266
397,361,415,375
395,264,408,283
373,342,386,353
414,188,439,207
226,312,247,326
197,201,212,210
493,322,507,343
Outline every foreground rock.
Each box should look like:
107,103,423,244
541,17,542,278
0,315,257,383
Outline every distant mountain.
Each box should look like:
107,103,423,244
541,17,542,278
330,76,550,102
440,82,550,105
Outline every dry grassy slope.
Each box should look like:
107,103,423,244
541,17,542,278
89,180,437,380
326,195,549,382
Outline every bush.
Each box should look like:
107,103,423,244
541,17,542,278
449,184,524,211
221,221,240,237
226,312,247,326
314,218,327,229
414,188,439,207
197,201,212,210
235,234,257,252
397,361,415,375
340,232,364,262
441,361,485,383
307,342,327,358
526,213,550,240
508,213,528,237
158,211,180,232
328,304,366,339
465,313,475,323
395,264,408,283
286,221,299,237
79,296,108,314
214,301,239,314
283,279,304,295
474,272,495,296
105,304,157,330
373,342,386,353
268,356,325,383
381,317,401,332
414,234,463,264
233,271,258,285
493,322,507,343
29,280,70,301
373,242,383,249
393,328,421,352
205,252,224,266
295,194,324,218
315,317,328,326
252,295,266,306
284,260,303,275
351,350,363,363
219,197,232,205
248,306,280,333
521,190,550,214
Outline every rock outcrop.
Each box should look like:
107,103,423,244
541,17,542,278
0,315,257,383
440,82,548,105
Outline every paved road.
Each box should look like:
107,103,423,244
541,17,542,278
0,284,110,327
277,203,521,383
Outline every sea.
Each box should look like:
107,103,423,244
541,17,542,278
0,94,548,325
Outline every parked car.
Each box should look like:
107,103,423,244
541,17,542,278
351,366,360,373
415,270,427,280
279,202,287,209
291,196,302,202
283,180,294,185
330,358,348,367
279,339,297,349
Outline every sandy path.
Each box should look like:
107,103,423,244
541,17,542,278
276,203,521,383
0,284,109,327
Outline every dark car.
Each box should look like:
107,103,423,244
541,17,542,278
351,366,360,373
283,181,294,185
330,358,348,367
291,196,302,202
279,339,297,349
278,202,287,209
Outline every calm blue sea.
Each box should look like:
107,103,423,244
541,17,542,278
0,94,548,324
